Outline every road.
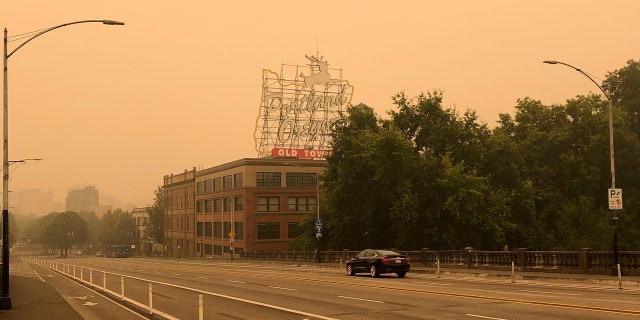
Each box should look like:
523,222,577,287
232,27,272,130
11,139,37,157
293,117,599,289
27,256,640,319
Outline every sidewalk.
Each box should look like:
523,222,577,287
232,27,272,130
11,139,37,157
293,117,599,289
0,275,84,320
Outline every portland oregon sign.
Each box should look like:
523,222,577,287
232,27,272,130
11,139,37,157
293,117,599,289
254,55,354,159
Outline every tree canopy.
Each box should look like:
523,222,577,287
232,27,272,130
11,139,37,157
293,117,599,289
314,59,640,251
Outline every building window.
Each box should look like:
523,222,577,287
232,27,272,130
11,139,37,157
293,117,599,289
197,222,204,236
196,200,204,213
203,199,212,213
204,179,213,193
234,196,244,212
223,222,232,239
287,197,317,212
234,222,243,240
223,175,233,190
234,173,243,188
257,196,280,212
257,222,280,239
214,178,222,191
256,172,281,187
224,197,233,212
214,222,222,238
205,222,212,237
196,182,204,194
214,198,223,212
286,172,317,187
288,222,302,239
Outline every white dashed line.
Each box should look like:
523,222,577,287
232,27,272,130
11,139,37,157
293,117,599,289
337,295,385,304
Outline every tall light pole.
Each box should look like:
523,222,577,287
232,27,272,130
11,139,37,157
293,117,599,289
283,162,321,262
543,60,620,275
1,20,124,310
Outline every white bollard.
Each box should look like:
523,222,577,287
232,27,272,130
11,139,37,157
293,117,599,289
617,264,623,290
436,259,440,278
148,283,154,315
73,265,76,278
103,272,107,292
90,269,93,286
80,267,83,281
121,277,125,301
199,294,203,320
512,261,516,283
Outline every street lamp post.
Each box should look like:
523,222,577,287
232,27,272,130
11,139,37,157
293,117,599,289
543,60,620,276
284,162,322,262
1,19,124,310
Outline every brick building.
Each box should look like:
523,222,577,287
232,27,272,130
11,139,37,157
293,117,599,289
164,158,325,258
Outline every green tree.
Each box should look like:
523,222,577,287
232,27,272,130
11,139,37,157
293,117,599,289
77,211,100,253
23,212,58,253
98,209,135,247
43,212,89,256
605,60,640,136
146,186,165,244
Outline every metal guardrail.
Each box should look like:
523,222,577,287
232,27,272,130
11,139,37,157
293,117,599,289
240,249,640,276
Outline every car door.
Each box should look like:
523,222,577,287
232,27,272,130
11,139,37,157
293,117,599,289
352,250,370,271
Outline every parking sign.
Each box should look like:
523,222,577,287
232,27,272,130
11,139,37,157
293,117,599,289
608,188,623,210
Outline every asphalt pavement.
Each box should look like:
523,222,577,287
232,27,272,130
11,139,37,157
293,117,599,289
2,255,640,320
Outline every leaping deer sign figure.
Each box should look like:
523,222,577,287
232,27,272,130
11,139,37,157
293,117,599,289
300,55,331,88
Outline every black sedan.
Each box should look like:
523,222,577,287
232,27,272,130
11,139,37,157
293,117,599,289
346,249,410,278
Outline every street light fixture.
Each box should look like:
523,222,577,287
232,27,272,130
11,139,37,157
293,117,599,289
1,19,124,310
0,158,43,172
543,60,620,276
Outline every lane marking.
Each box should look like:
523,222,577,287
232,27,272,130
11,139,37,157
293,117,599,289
415,281,452,286
338,295,385,304
228,280,246,284
32,268,46,282
519,290,579,296
466,314,507,320
270,286,296,291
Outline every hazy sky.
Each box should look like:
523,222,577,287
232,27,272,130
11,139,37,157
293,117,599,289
2,1,639,207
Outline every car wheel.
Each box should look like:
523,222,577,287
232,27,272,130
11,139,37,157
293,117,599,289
346,264,355,276
397,272,406,278
369,265,379,277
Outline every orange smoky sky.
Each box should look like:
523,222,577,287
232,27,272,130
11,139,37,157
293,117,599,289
2,1,639,208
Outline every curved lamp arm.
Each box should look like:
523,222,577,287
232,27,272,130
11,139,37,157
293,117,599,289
7,20,124,59
543,60,609,100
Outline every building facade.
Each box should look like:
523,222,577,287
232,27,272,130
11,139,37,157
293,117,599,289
66,186,99,213
132,207,151,255
164,168,196,258
164,158,325,258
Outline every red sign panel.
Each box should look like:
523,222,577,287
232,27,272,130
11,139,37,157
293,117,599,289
271,148,332,159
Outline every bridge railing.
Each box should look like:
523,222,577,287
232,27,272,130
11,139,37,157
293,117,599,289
239,248,640,276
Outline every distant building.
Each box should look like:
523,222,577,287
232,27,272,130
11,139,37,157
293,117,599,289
13,189,54,216
164,158,325,259
66,186,99,213
132,207,151,255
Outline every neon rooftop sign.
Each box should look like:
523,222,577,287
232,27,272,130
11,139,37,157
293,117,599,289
254,55,354,159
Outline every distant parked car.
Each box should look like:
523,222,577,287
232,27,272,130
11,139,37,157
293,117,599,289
346,249,410,278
